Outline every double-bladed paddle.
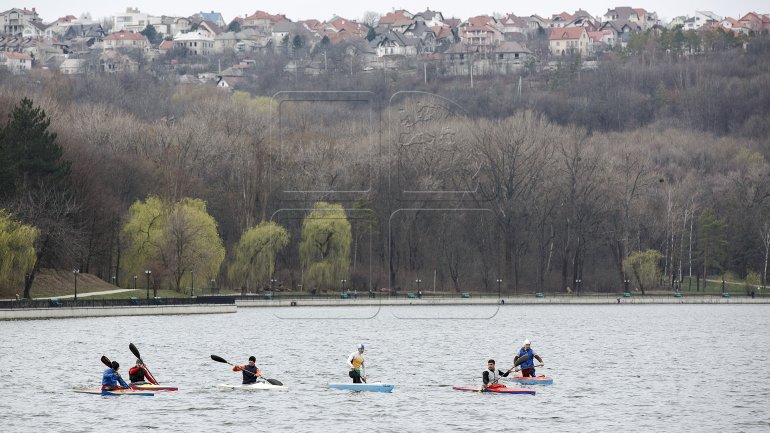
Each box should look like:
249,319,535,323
129,342,159,384
210,354,283,386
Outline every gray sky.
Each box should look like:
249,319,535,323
19,1,769,25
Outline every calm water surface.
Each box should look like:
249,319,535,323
1,305,769,432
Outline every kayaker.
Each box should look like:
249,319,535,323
514,339,544,377
483,359,512,386
101,361,129,391
347,343,366,383
128,359,158,385
232,356,263,384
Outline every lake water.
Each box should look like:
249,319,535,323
1,305,768,432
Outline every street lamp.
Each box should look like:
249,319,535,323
624,278,630,293
341,279,347,292
211,278,216,294
270,278,277,290
73,268,80,302
111,275,116,286
575,279,582,294
496,279,503,298
415,279,422,291
144,269,151,300
133,275,137,292
190,270,194,297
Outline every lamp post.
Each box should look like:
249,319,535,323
496,279,503,298
415,279,422,291
191,270,194,297
575,279,582,295
341,279,347,293
111,275,116,286
270,278,277,290
624,278,630,293
144,269,151,300
211,278,216,294
133,275,137,292
73,268,80,302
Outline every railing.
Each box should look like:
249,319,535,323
0,296,235,309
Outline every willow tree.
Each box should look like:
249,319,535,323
0,209,38,296
228,221,289,290
623,249,663,295
122,196,225,293
299,202,351,291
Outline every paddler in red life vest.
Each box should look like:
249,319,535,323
232,356,264,384
128,359,158,385
482,359,512,388
514,339,544,377
347,343,366,383
101,361,129,391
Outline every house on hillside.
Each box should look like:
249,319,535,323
100,50,138,73
104,30,150,50
0,51,32,73
549,27,589,56
603,7,658,30
173,32,214,55
738,12,770,33
599,20,641,48
372,30,420,57
242,10,289,34
683,11,721,30
414,9,445,27
0,7,42,35
194,11,226,28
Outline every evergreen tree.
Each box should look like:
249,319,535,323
0,98,70,201
140,24,162,45
366,27,377,42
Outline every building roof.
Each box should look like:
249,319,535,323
494,41,531,53
174,31,214,42
3,51,33,60
549,27,586,40
104,30,147,41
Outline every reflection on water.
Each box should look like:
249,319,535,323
1,305,769,432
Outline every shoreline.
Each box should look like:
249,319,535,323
2,294,767,320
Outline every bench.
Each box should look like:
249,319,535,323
407,292,417,299
340,292,349,299
153,297,164,305
129,297,140,305
461,292,471,298
49,298,63,307
721,292,731,298
623,292,632,297
263,292,273,300
535,292,544,298
673,292,683,298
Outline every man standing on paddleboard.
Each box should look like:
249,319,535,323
347,343,366,383
515,339,544,377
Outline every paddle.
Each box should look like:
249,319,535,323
129,342,159,384
210,355,283,386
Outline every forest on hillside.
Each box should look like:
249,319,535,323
1,35,769,298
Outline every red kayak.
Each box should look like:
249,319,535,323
129,383,179,392
453,384,535,395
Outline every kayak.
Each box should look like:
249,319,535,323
328,383,394,393
506,375,553,385
129,383,179,391
217,382,288,392
452,385,535,395
73,388,154,396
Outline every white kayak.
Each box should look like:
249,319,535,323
328,383,394,393
217,382,288,392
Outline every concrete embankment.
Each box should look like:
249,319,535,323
236,295,770,307
0,304,236,320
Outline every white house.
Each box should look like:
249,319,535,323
1,51,32,73
173,31,215,55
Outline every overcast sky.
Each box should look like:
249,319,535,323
18,1,769,24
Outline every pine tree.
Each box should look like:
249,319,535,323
0,98,70,200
